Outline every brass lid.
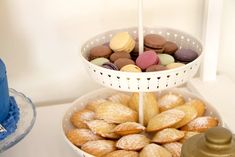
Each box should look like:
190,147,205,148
181,127,235,157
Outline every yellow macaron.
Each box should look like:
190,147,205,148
110,32,135,53
166,63,185,69
120,64,142,72
116,37,135,52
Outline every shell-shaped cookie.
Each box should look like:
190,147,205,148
107,93,130,106
128,92,159,126
104,150,138,157
128,93,139,111
180,116,219,132
185,99,206,117
179,131,199,143
95,102,138,124
85,120,120,139
140,144,172,157
66,129,103,147
172,105,198,128
116,134,150,151
152,128,185,144
70,109,95,129
86,98,108,111
81,140,116,157
163,142,182,157
147,109,185,132
113,122,145,136
158,93,185,112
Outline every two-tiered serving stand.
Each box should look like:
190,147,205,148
62,1,222,156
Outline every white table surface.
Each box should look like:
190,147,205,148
1,104,79,157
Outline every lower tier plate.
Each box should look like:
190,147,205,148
62,88,223,157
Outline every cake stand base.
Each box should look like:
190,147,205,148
0,89,36,153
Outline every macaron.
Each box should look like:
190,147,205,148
132,41,139,53
130,41,139,61
102,62,119,70
158,54,175,66
120,38,135,53
120,64,142,72
110,52,131,62
166,63,185,69
163,41,178,55
109,32,135,53
89,45,112,60
110,32,130,50
90,57,109,66
174,49,198,62
114,58,135,70
136,50,159,70
130,51,139,61
146,65,167,72
144,46,164,53
144,34,166,49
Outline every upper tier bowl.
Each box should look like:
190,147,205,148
80,27,203,92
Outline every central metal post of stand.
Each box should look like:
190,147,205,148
138,0,144,125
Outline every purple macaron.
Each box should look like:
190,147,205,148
174,49,198,62
102,62,119,70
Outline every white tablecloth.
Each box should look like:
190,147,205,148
1,104,80,157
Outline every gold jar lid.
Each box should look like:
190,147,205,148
181,127,235,157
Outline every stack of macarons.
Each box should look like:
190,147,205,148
109,32,136,53
88,32,199,72
144,34,166,53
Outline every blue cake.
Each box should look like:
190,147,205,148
0,59,10,123
0,59,19,140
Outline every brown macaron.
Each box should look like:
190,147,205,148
132,41,139,53
146,65,167,72
130,42,139,61
114,58,135,70
144,46,164,53
130,51,139,61
110,52,131,62
144,34,166,49
89,45,112,60
163,41,178,55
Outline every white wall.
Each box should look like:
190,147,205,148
218,0,235,81
0,0,204,105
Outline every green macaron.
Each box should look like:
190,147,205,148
158,54,175,66
90,57,109,66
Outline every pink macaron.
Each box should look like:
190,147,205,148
136,50,159,70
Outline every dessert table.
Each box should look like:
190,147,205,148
1,85,235,157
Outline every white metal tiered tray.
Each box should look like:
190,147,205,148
80,27,203,92
0,89,36,153
62,88,223,157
